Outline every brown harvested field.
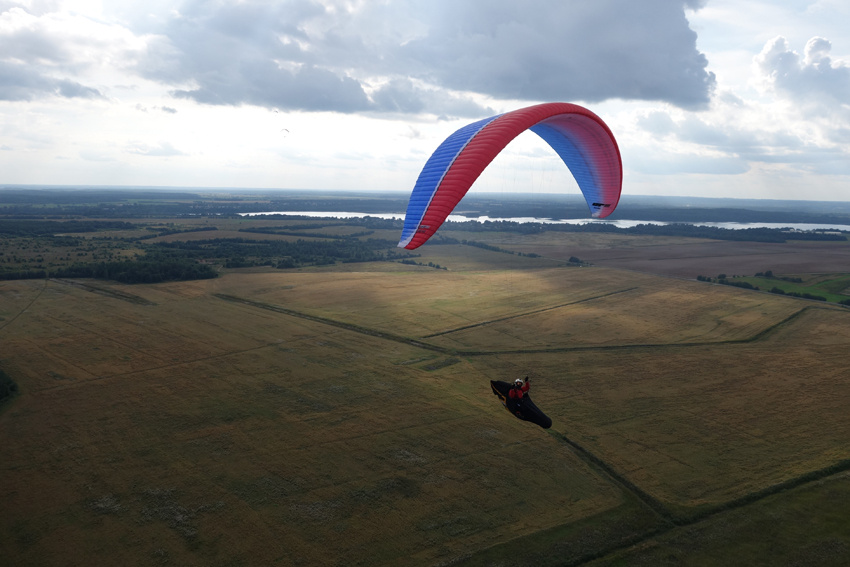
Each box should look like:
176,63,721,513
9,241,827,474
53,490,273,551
218,266,805,350
2,237,850,566
481,231,850,278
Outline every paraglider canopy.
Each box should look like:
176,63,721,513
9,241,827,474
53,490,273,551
398,102,622,250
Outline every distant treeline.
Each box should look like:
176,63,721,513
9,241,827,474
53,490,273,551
155,237,414,268
0,230,416,283
476,202,850,227
240,215,401,231
0,258,217,284
0,220,136,236
443,219,848,243
0,189,201,204
697,274,850,305
51,259,218,283
440,238,542,258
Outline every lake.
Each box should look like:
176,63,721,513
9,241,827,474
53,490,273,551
241,211,850,232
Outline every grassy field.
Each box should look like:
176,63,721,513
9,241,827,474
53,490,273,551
732,273,850,303
2,232,850,565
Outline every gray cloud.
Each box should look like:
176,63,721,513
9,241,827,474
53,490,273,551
637,110,677,136
0,60,102,101
171,61,373,112
370,78,496,117
134,0,715,116
2,0,716,115
395,0,714,108
635,101,848,176
0,4,105,101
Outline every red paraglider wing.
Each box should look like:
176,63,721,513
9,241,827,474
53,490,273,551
398,102,622,249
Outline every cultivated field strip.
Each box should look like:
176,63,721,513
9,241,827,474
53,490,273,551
421,287,641,338
214,291,818,357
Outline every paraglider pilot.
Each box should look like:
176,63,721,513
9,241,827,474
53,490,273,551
508,376,530,409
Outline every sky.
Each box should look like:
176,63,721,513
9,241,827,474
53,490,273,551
1,0,849,202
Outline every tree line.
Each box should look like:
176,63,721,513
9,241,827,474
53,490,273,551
445,219,847,243
0,220,136,236
696,273,850,305
155,237,414,269
0,232,417,283
0,258,217,284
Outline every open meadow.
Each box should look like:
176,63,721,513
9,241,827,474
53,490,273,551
2,224,850,566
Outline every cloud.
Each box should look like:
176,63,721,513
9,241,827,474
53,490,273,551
127,141,186,157
628,148,749,175
0,60,102,100
135,103,179,113
132,0,715,116
0,4,122,100
751,35,850,161
2,0,716,115
369,77,495,117
625,32,849,180
633,89,848,177
755,36,850,115
395,0,715,108
170,62,374,112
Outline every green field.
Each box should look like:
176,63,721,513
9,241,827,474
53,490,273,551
2,221,850,566
732,273,850,304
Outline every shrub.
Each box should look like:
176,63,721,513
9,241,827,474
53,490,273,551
0,369,18,404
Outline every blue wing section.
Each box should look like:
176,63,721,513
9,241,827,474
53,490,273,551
398,115,499,248
530,123,603,216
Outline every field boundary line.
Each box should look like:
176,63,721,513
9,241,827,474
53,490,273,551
50,278,156,305
460,306,818,355
568,458,850,566
214,295,816,357
535,430,850,566
213,294,452,353
548,430,675,523
0,277,48,332
421,287,640,338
